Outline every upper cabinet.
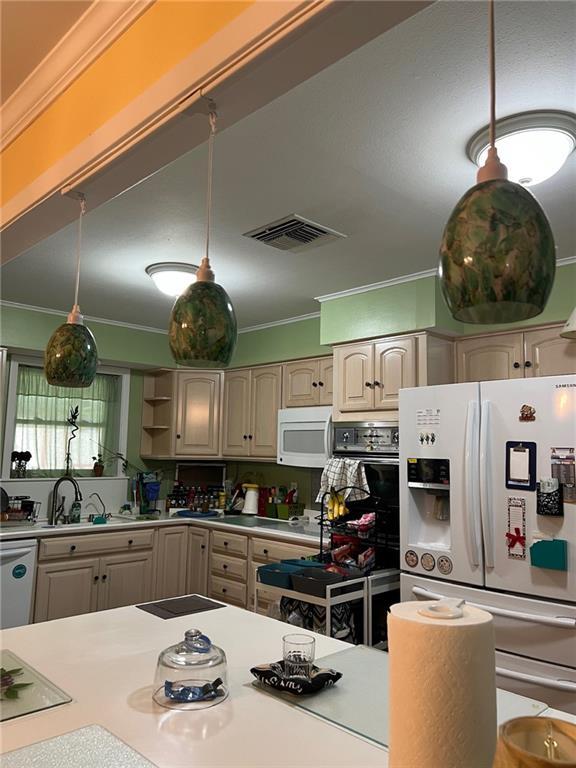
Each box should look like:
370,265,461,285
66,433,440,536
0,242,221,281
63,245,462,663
283,356,333,407
456,325,575,382
222,365,282,459
174,372,221,455
335,337,417,412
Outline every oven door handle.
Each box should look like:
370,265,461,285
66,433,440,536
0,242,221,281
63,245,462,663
324,414,332,459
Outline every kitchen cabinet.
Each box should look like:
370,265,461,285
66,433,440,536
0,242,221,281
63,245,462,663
209,529,249,608
222,365,282,458
34,557,100,622
174,372,221,456
335,337,416,412
98,550,153,611
456,325,575,382
283,357,333,407
187,528,210,595
140,370,175,458
155,526,188,600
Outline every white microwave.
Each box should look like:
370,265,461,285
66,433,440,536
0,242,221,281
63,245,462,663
277,406,332,468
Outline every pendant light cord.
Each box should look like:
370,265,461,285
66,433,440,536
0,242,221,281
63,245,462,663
74,194,87,308
205,111,217,261
488,0,496,149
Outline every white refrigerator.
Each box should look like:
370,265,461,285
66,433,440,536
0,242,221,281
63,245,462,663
399,375,576,713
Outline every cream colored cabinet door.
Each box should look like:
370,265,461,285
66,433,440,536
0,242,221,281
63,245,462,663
456,333,524,382
222,370,251,456
175,372,221,455
250,366,282,457
334,343,374,411
155,526,188,600
34,558,99,622
373,337,416,409
283,360,319,407
523,328,576,377
98,551,154,611
187,528,209,596
318,357,334,405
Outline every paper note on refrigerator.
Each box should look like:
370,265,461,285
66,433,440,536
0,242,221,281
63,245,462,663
509,447,530,482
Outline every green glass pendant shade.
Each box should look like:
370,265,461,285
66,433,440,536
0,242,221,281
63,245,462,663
45,321,99,387
439,179,556,323
169,280,237,367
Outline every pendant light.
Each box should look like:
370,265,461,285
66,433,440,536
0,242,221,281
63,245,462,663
45,194,99,387
168,106,237,367
438,0,556,324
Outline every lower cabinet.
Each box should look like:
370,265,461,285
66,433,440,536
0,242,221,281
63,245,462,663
155,526,188,599
187,528,210,596
99,551,154,611
35,557,100,622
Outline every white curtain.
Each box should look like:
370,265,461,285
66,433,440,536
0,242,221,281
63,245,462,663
13,365,120,477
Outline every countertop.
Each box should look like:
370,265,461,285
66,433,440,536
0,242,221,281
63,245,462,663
0,604,386,767
1,603,573,767
0,514,322,546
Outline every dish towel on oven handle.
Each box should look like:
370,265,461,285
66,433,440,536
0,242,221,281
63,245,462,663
315,458,370,503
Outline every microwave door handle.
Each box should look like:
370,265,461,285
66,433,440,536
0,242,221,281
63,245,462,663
480,399,494,568
465,400,482,567
324,414,332,458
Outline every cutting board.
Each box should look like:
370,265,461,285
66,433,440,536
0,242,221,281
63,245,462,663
0,650,71,723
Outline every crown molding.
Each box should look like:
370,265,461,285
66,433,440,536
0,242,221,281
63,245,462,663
0,0,154,151
315,268,437,303
0,300,167,335
238,312,321,334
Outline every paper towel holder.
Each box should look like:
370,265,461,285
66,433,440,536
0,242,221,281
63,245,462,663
418,598,465,619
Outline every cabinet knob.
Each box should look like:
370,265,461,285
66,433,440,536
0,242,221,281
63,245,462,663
223,564,228,569
201,544,206,550
222,588,227,594
263,549,269,555
176,434,181,439
312,381,318,387
318,381,324,387
524,360,532,368
128,539,133,545
70,545,76,552
513,362,521,369
365,381,373,388
223,541,228,546
243,435,247,440
248,434,253,440
373,380,381,387
101,574,108,582
94,575,99,582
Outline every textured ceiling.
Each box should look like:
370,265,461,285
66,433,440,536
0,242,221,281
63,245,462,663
2,0,575,329
0,0,92,102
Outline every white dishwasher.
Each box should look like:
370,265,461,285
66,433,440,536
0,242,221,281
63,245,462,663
0,539,38,628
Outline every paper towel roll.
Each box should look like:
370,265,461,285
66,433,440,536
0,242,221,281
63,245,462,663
388,599,497,768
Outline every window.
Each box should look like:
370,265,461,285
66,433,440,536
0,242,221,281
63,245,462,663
4,360,129,478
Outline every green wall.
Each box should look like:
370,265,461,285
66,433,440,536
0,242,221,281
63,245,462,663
231,317,329,367
320,262,575,345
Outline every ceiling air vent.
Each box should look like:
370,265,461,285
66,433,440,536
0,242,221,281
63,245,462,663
243,214,346,253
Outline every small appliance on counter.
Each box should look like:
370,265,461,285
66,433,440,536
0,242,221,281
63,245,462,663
242,483,259,515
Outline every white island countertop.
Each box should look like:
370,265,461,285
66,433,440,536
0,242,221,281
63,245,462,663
0,602,387,767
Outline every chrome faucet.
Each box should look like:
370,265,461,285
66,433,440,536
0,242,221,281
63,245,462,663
88,492,106,521
49,477,83,525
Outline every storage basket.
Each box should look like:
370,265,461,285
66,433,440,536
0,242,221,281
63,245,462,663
291,568,345,597
257,562,305,589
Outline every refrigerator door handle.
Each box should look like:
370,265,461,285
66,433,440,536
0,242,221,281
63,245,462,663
479,399,494,568
411,586,576,628
496,666,576,693
465,400,482,567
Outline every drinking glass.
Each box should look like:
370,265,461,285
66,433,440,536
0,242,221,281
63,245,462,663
283,633,315,678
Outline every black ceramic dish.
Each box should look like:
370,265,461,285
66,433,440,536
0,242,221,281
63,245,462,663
250,660,342,695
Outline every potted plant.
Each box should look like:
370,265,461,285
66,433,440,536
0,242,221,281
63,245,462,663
92,454,105,477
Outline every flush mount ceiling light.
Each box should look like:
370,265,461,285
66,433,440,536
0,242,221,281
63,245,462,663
146,262,198,297
467,111,576,187
45,194,99,387
438,0,556,324
168,105,237,368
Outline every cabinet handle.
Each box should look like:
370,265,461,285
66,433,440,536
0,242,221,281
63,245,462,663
70,545,76,552
101,574,107,582
365,381,373,388
373,380,381,387
94,575,99,582
524,360,532,368
312,381,318,387
513,362,521,369
128,539,133,545
318,381,324,387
